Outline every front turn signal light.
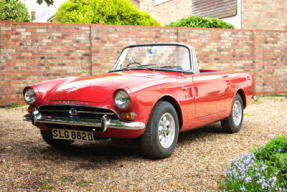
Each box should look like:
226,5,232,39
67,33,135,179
122,112,136,121
28,106,34,114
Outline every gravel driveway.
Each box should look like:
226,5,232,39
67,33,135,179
0,98,286,191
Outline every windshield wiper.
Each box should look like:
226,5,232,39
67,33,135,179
122,64,157,71
148,65,193,73
109,64,157,72
152,65,183,68
126,61,142,67
135,64,156,68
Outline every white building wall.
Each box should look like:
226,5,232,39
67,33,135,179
33,11,54,23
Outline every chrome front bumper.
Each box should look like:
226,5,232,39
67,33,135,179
23,111,145,132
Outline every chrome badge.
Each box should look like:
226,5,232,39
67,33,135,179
69,108,78,116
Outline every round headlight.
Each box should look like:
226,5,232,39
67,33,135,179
114,90,130,109
24,88,36,104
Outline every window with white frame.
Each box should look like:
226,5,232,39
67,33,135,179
155,0,170,6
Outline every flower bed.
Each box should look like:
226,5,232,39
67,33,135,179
221,134,287,191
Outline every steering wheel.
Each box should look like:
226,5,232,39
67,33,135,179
126,62,142,67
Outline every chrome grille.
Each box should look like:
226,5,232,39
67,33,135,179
38,105,119,120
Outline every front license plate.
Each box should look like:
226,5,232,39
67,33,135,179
52,129,94,142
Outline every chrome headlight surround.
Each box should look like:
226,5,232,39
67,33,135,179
24,88,36,105
114,90,130,109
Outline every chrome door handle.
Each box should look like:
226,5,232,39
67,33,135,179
182,86,191,90
222,75,229,78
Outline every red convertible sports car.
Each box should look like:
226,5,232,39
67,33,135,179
23,43,255,159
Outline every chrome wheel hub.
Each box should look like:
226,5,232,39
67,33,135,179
232,100,242,126
158,113,175,149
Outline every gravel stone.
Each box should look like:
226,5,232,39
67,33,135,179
0,98,286,191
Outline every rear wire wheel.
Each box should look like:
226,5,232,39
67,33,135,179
141,101,179,159
221,94,244,133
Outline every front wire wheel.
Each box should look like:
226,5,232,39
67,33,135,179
158,112,176,149
141,101,179,159
221,94,244,133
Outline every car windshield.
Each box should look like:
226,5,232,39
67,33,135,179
112,45,191,71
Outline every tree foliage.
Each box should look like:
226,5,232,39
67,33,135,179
166,15,234,29
53,0,161,26
37,0,54,6
0,0,31,22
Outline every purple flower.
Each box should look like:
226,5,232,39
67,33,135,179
282,157,285,160
261,164,268,171
245,176,251,183
257,179,263,184
239,185,246,191
278,148,282,152
262,182,269,189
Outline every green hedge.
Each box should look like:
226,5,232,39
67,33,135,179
53,0,161,26
0,0,31,22
166,15,234,29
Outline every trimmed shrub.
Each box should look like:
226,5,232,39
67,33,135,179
0,0,31,22
166,15,234,29
53,0,161,26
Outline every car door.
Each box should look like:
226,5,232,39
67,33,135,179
177,74,195,127
193,73,231,118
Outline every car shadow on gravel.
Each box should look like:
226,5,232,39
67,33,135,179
178,122,225,145
33,138,144,169
72,140,140,156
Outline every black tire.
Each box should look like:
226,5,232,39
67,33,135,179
141,101,179,159
221,94,244,133
40,130,74,148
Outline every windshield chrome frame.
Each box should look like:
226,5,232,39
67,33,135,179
110,43,198,73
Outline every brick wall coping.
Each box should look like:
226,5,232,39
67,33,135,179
1,20,287,33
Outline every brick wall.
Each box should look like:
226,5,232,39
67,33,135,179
242,0,287,30
140,0,192,26
0,22,92,106
0,21,12,105
0,20,286,106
